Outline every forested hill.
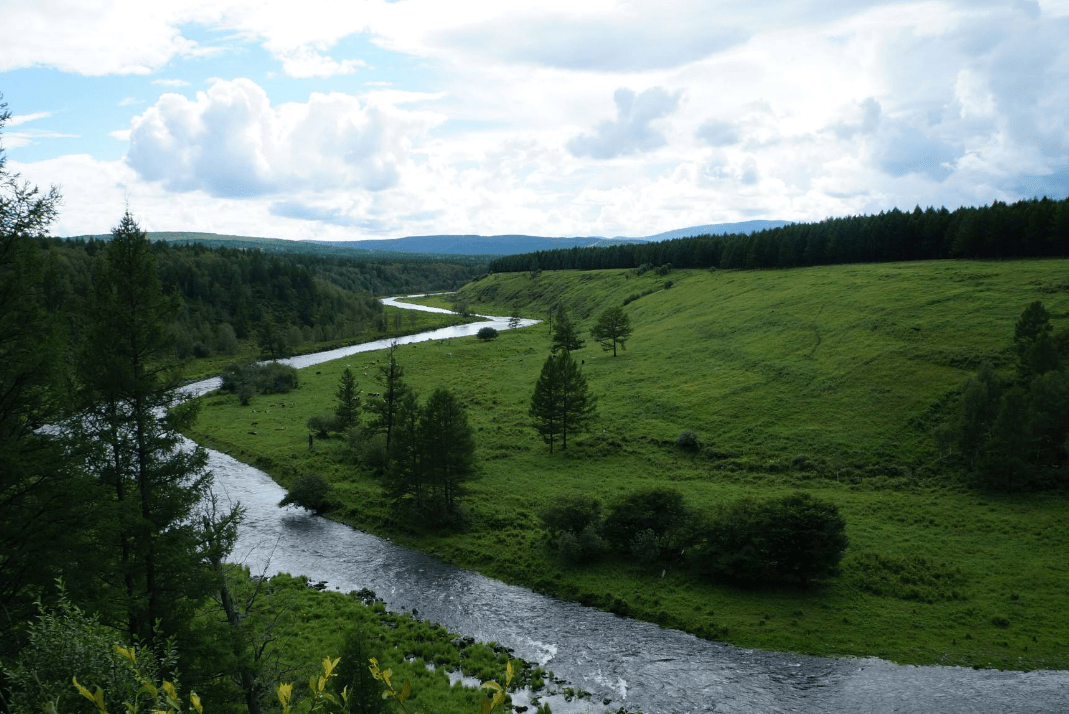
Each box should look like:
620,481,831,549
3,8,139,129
40,236,481,361
488,197,1069,273
66,230,496,264
308,234,643,255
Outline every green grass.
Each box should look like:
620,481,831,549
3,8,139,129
186,259,1069,670
219,570,534,714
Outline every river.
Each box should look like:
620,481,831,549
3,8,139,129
183,296,1068,714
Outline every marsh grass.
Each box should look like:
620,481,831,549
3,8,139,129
187,260,1069,670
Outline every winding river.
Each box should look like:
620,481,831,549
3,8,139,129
183,297,1068,714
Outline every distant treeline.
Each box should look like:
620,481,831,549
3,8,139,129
38,237,479,359
488,197,1069,273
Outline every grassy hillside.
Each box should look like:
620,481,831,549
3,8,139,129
187,259,1069,670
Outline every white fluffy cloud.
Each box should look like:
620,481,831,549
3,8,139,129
568,87,681,159
5,0,1069,240
126,79,444,198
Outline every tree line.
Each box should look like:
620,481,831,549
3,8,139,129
487,196,1069,274
938,301,1069,491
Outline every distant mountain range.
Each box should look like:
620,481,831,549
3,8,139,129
66,220,791,258
305,220,792,256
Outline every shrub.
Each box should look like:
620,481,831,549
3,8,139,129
334,626,389,714
701,492,848,585
556,524,606,565
278,473,332,514
219,361,299,400
676,429,701,453
477,326,499,341
359,433,389,475
630,528,662,564
306,414,337,439
539,494,602,536
602,488,692,555
5,593,177,714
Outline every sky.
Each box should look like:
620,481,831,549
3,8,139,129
2,0,1068,241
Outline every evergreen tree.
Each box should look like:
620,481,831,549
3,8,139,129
0,95,92,654
551,306,584,352
590,305,633,356
364,343,411,451
335,367,361,429
529,350,597,452
1014,301,1061,379
384,391,424,507
74,211,215,646
421,388,475,515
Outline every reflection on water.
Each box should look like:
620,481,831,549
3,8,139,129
187,298,1068,714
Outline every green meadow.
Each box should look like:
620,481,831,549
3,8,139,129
186,259,1069,671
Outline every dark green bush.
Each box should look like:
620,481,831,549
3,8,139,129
602,488,692,556
556,524,606,565
477,326,499,341
278,473,332,514
539,494,602,536
701,492,848,585
220,361,299,398
676,429,701,453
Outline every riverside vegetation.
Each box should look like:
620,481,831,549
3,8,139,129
187,259,1069,671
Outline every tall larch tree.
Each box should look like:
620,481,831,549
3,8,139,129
75,211,216,646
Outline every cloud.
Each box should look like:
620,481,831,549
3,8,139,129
436,11,748,72
872,124,960,181
274,48,367,79
568,87,681,160
6,112,52,127
0,1,202,75
696,119,741,147
119,97,141,107
152,78,191,87
270,200,362,226
125,78,444,198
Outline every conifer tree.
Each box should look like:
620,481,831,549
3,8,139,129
530,350,596,452
364,343,411,451
335,366,361,429
551,306,584,353
75,211,215,646
421,387,475,515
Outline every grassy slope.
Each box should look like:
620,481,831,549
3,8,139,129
187,260,1069,671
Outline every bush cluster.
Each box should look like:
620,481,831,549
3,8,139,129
539,489,848,585
700,493,848,584
220,361,299,404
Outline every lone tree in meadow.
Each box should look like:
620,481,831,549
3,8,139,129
590,305,633,356
529,350,596,452
364,343,411,451
551,306,584,353
335,366,361,429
